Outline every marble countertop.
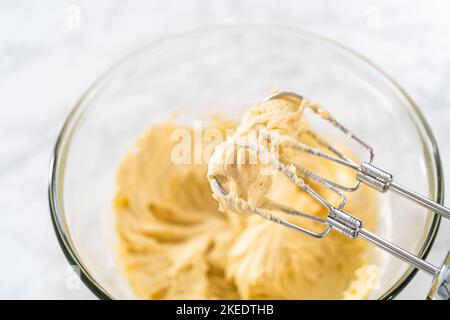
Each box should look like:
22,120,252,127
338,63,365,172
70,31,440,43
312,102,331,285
0,0,449,299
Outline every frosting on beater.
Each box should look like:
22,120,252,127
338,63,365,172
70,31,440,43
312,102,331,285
207,96,381,299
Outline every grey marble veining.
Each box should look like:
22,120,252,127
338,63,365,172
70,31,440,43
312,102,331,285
0,0,449,299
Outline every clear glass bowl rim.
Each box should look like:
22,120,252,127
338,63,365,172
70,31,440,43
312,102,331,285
48,25,443,300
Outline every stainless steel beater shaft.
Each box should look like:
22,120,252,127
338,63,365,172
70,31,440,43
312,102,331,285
263,92,450,220
357,163,450,220
327,208,438,275
327,207,449,300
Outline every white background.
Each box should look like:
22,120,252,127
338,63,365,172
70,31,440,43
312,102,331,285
0,0,449,299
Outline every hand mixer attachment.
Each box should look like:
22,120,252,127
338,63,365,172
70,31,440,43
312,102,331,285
209,91,450,300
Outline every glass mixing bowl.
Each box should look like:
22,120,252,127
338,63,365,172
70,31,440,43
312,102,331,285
49,26,443,299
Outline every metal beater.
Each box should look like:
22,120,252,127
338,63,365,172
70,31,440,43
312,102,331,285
209,91,450,300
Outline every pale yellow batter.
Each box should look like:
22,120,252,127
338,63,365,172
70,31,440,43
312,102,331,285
114,97,380,300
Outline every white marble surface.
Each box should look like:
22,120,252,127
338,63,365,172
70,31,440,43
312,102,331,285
0,0,449,299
